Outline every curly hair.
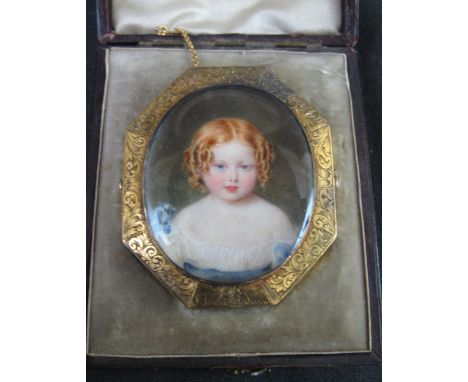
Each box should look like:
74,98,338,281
183,118,274,191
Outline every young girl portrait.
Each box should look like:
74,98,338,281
149,118,298,282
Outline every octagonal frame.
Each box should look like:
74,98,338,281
121,66,336,308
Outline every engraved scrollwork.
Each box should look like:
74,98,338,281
126,131,148,155
141,244,157,261
315,166,333,182
123,190,138,208
148,255,165,271
319,188,335,211
257,69,295,99
122,214,145,239
290,250,310,271
159,269,196,302
124,160,140,179
268,270,298,294
312,212,335,235
121,67,337,308
167,78,190,94
128,236,144,252
193,283,270,307
313,137,333,171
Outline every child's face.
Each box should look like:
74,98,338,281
202,140,257,203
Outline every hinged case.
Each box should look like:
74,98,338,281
87,0,381,368
97,0,358,48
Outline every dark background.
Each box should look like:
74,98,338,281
145,85,313,228
86,0,381,380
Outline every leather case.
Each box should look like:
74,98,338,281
87,0,381,368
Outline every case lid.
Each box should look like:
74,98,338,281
98,0,358,49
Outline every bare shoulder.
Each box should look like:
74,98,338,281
172,197,206,229
252,196,292,227
250,197,295,240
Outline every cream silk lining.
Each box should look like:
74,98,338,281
112,0,342,35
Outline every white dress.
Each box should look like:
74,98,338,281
150,203,295,282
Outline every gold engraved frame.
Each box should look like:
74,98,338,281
121,66,336,308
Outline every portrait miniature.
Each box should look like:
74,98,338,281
149,118,297,282
123,69,335,307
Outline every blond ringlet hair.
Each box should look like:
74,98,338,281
184,118,274,191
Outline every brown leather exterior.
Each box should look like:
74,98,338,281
87,0,380,368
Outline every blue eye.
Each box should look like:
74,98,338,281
239,164,251,171
213,163,226,172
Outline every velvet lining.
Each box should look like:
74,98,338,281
87,48,370,356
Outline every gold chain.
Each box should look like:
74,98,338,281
155,26,200,67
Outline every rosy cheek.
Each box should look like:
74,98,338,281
241,172,257,190
202,172,225,192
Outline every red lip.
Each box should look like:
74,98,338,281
225,186,239,192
